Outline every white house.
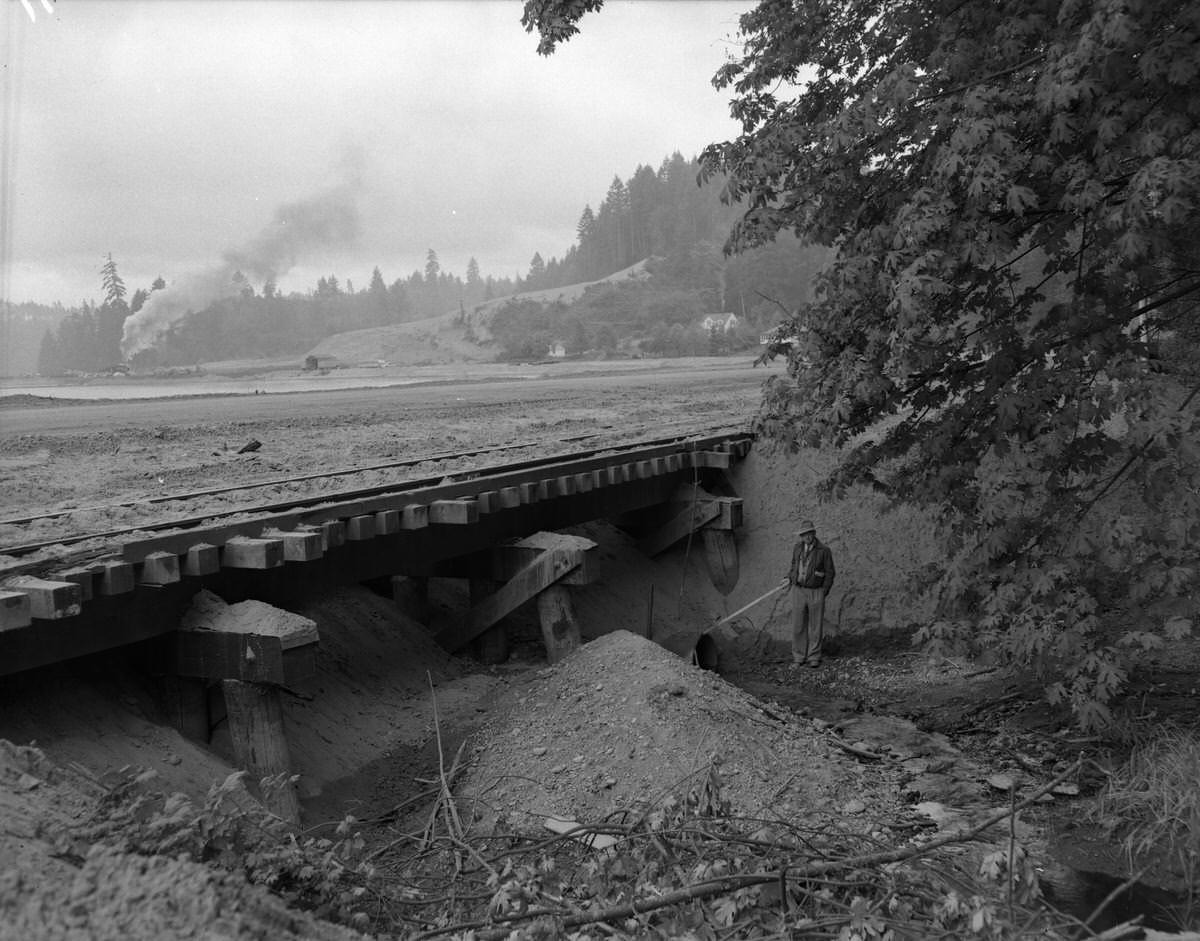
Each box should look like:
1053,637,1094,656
701,313,739,333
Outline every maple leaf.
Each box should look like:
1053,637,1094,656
1005,185,1039,214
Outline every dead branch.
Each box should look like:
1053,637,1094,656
416,760,1084,940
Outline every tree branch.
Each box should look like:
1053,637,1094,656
416,762,1082,940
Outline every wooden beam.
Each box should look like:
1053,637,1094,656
469,578,509,664
176,631,315,685
3,576,83,619
140,551,181,585
183,543,220,577
346,515,376,541
401,503,429,529
271,529,323,561
321,520,346,547
691,450,733,469
222,536,284,569
491,532,598,586
161,675,210,743
437,547,580,652
0,591,33,631
99,560,135,595
638,501,722,557
56,566,96,601
429,499,478,525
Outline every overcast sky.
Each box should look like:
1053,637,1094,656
2,0,752,306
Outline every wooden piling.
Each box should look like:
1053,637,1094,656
536,584,581,664
469,578,509,664
162,675,210,743
222,679,301,825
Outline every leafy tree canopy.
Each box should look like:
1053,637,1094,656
526,0,1200,726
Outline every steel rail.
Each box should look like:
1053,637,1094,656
0,419,700,529
0,422,747,559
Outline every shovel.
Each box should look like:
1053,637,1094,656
708,578,789,631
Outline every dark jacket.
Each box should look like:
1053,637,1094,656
789,537,835,594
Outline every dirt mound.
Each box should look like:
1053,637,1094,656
456,630,900,833
1,844,362,941
0,741,363,941
268,587,503,817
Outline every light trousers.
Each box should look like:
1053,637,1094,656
791,585,826,662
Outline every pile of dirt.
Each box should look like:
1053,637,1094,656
0,742,363,941
455,630,904,834
192,586,505,819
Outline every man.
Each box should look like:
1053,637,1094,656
787,520,835,668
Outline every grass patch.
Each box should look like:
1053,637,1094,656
1089,726,1200,889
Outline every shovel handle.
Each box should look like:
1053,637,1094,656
711,580,789,629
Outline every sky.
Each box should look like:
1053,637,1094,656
1,0,752,309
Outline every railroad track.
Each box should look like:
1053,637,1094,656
0,419,748,567
0,424,755,675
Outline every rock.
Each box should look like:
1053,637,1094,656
987,773,1017,792
531,746,547,756
901,758,930,774
1051,781,1080,796
16,772,41,791
842,799,866,815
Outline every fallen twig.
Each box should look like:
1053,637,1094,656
415,760,1084,940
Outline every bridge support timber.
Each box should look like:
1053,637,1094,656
435,533,596,662
636,483,744,595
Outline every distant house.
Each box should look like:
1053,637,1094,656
760,323,812,347
701,313,739,333
548,341,567,358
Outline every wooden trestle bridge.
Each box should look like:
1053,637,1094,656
0,426,753,821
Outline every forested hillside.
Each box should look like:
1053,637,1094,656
28,153,829,375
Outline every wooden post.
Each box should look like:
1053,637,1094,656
392,575,430,623
162,675,210,743
469,578,509,664
222,679,301,825
536,584,581,664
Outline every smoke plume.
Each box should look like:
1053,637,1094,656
121,178,361,357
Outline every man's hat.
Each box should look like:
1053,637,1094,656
795,520,816,535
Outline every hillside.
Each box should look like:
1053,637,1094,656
306,260,651,367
